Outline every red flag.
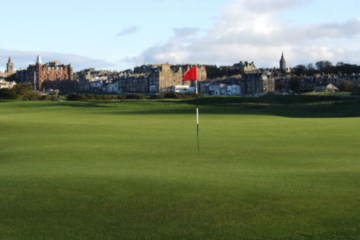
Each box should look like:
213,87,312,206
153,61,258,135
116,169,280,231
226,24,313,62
184,66,198,81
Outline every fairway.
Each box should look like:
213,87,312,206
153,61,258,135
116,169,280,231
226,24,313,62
0,99,360,240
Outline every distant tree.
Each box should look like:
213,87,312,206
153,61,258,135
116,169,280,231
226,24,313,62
339,80,356,92
0,89,17,99
13,83,33,96
307,63,315,70
336,63,360,74
0,83,41,100
315,61,333,72
205,65,221,79
293,65,307,75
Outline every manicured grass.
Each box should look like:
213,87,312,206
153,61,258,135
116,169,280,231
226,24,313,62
0,98,360,240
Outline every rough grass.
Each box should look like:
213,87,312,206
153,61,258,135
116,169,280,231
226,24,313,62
0,98,360,240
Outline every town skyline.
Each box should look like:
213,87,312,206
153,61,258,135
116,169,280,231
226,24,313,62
1,0,360,71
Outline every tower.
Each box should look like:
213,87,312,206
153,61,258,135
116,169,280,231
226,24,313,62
6,57,15,74
36,55,42,65
280,52,287,73
34,56,42,90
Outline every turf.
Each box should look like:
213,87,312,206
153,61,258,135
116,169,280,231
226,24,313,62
0,98,359,240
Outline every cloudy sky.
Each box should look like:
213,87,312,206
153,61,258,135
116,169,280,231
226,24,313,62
0,0,359,71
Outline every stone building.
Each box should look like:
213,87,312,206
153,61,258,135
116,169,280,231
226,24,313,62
0,57,16,78
314,83,339,93
85,64,208,94
132,64,186,93
131,64,206,93
16,56,73,90
243,72,275,95
6,57,15,75
275,72,360,93
117,72,150,93
76,68,115,91
233,61,258,74
200,71,275,96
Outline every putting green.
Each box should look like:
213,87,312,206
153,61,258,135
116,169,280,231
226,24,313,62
0,99,359,240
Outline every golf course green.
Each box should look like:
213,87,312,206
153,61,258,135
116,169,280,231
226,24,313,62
0,97,359,240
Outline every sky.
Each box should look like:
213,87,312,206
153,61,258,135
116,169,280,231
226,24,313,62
0,0,359,71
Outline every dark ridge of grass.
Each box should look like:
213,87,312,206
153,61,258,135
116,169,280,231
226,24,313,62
186,95,356,105
1,94,354,106
101,96,360,118
1,95,360,118
113,101,360,118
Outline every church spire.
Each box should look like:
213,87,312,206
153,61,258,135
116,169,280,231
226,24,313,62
280,52,287,73
36,55,42,65
6,56,15,74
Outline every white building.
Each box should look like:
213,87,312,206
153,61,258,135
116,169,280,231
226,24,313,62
314,83,339,93
172,85,195,94
0,79,16,89
206,83,242,96
105,82,121,94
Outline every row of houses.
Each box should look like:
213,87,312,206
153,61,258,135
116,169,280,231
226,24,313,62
275,73,360,93
5,54,358,96
200,72,275,96
76,64,276,96
77,64,208,94
73,59,279,96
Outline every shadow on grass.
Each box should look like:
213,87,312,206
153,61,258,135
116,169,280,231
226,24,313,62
0,101,115,109
2,95,360,118
111,96,360,118
115,103,360,118
99,96,360,118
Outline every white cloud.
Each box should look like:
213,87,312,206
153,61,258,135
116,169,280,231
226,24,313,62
241,0,312,13
123,0,360,67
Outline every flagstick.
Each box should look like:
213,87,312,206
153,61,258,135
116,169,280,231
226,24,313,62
196,107,200,152
184,66,200,152
195,78,199,152
195,79,199,95
196,77,200,152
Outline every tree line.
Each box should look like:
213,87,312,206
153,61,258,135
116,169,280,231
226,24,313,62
206,61,360,79
0,84,58,100
292,61,360,75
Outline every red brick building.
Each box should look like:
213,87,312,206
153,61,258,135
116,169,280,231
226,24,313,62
17,56,73,90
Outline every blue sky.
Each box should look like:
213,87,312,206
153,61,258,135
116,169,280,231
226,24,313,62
1,0,360,70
